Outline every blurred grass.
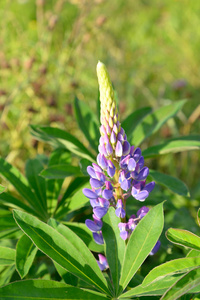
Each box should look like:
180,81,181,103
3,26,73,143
0,0,199,194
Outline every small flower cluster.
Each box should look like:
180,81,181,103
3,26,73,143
83,62,160,270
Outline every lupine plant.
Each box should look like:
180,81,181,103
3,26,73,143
0,62,200,299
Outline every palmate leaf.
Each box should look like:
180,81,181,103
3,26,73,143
74,97,100,152
13,210,111,296
130,100,186,146
166,228,200,251
143,135,200,158
0,280,109,300
118,202,164,296
102,207,126,296
16,234,38,279
149,169,190,197
30,125,95,161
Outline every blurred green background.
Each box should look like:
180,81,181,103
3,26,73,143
0,0,199,195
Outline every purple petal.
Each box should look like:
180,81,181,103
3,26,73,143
130,146,135,156
150,240,161,256
95,171,106,182
120,230,129,240
102,189,113,200
90,178,104,189
115,207,126,218
85,219,102,232
137,206,149,219
83,188,98,199
97,254,109,271
97,154,108,170
106,141,113,156
105,181,113,190
93,232,104,244
134,190,149,201
116,199,123,208
138,156,144,169
92,163,102,173
110,130,116,144
123,141,130,156
115,141,123,157
93,207,108,219
144,181,155,193
133,148,141,162
117,133,124,142
87,166,97,178
128,158,136,171
107,166,115,177
90,199,100,208
121,178,131,191
137,167,149,181
113,124,118,134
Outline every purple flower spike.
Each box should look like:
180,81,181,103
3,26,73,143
149,240,161,256
97,254,109,271
93,207,108,219
115,140,123,157
115,199,126,218
131,182,149,201
83,188,98,199
118,222,129,240
123,141,130,156
137,206,149,219
93,231,104,244
85,218,102,232
107,160,116,177
127,218,137,231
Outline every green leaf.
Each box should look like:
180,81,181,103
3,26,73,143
119,274,184,298
143,135,200,158
48,218,110,294
0,185,5,193
61,222,104,253
25,158,47,211
46,149,70,215
166,228,200,251
198,209,200,227
161,268,200,300
0,157,45,218
0,265,15,287
74,97,100,152
118,202,164,295
30,125,95,161
186,249,200,258
149,170,190,197
102,207,126,296
122,106,152,141
0,246,15,266
0,192,38,216
16,234,38,279
41,164,82,179
57,176,89,210
130,100,186,146
0,280,108,300
142,256,200,286
13,210,111,296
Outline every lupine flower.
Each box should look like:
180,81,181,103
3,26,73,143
97,254,109,271
83,61,159,270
